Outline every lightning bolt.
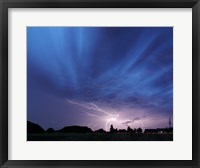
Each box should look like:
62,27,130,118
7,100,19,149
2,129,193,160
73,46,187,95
66,99,119,131
67,99,110,115
81,111,102,119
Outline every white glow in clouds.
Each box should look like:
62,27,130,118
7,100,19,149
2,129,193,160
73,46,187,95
66,99,149,131
67,99,121,131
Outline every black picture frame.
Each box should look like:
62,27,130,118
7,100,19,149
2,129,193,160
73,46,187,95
0,0,200,167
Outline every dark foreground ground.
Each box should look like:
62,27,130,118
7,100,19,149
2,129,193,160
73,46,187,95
27,132,173,141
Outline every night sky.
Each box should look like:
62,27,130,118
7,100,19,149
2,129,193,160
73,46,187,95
27,27,173,131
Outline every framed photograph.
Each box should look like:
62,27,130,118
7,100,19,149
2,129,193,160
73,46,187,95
0,0,199,167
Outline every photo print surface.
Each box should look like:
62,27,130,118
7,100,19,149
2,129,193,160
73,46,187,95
27,27,173,141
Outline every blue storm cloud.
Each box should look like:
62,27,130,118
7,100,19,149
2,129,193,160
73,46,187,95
27,27,173,130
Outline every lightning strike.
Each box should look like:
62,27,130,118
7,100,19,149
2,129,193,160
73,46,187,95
67,99,119,131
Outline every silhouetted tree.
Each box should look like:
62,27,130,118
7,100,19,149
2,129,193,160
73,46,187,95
137,127,143,134
127,126,134,133
95,128,106,133
46,128,55,133
110,125,118,133
59,126,93,133
27,121,45,133
110,124,114,133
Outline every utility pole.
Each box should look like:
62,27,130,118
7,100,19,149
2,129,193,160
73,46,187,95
168,117,172,128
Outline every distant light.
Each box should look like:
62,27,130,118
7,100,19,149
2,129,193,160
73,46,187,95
110,117,117,122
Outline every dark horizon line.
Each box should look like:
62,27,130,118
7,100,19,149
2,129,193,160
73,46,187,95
27,120,173,132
